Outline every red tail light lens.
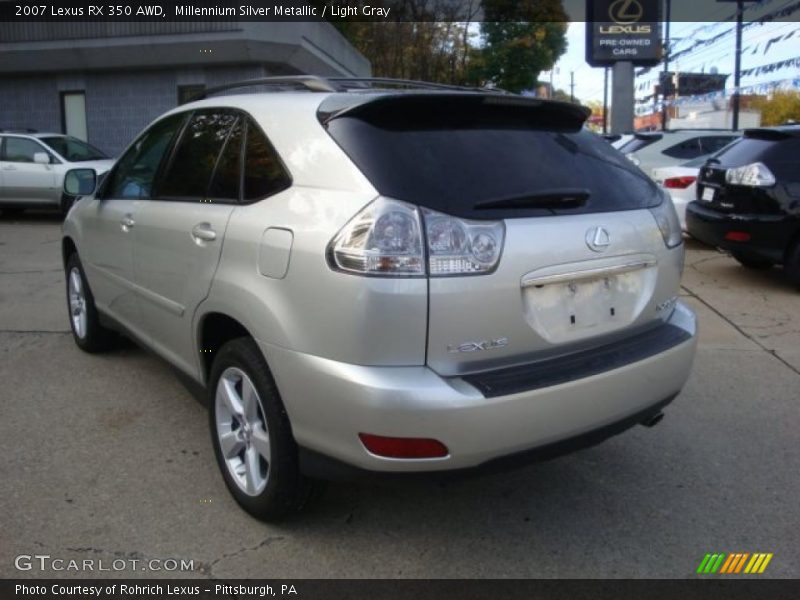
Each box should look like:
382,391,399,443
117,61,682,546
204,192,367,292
725,231,751,242
358,433,449,459
663,176,697,189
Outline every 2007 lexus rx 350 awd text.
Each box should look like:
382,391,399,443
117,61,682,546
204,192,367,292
61,77,697,521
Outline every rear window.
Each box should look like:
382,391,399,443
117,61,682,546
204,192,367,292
323,96,661,219
617,133,662,154
713,135,794,164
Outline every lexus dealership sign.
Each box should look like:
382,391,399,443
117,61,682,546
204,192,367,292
586,0,662,67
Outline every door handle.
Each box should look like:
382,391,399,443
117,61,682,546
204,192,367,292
120,215,135,231
191,223,217,242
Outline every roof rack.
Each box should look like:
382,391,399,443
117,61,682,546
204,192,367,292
198,76,507,99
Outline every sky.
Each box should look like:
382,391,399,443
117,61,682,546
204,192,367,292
546,15,800,105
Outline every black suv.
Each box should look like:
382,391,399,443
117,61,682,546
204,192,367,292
686,126,800,286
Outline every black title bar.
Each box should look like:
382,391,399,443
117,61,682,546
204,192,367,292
2,0,800,22
3,579,800,600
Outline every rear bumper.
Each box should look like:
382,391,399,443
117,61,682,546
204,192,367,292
259,301,697,476
686,201,793,263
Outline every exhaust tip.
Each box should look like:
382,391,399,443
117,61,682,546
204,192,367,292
641,412,665,428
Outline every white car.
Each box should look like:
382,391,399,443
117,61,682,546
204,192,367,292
652,156,708,231
0,131,114,217
620,130,738,175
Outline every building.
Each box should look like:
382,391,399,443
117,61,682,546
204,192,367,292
0,22,370,156
634,97,761,131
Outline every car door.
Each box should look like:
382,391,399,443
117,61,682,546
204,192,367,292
78,113,187,334
130,109,241,377
0,136,58,205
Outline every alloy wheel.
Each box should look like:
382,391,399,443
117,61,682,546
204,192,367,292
215,367,271,496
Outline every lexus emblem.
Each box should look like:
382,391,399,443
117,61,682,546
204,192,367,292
586,227,611,252
608,0,644,24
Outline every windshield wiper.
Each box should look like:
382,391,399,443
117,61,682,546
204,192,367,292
474,188,590,211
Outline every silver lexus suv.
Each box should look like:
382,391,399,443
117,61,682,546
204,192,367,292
61,77,697,520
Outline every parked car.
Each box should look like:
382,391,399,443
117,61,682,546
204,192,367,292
687,125,800,284
620,130,739,176
652,156,709,231
0,131,114,216
61,77,697,520
603,132,634,150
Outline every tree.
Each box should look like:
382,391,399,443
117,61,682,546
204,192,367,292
328,0,481,85
477,0,568,93
750,90,800,126
328,0,567,91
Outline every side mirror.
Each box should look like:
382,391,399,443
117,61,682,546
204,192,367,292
64,168,97,196
33,152,50,165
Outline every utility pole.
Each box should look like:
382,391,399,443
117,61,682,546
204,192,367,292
733,0,744,131
611,62,635,134
717,0,754,130
661,0,672,130
570,71,575,103
603,67,609,134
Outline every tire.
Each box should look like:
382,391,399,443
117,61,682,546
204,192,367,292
786,240,800,289
65,253,116,353
731,251,774,271
209,337,321,521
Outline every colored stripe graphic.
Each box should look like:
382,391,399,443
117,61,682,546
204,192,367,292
758,553,774,573
698,552,773,574
745,554,759,573
713,554,726,573
697,554,712,574
719,554,736,574
703,553,725,573
733,553,749,573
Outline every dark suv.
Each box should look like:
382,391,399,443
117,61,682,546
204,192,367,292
686,126,800,286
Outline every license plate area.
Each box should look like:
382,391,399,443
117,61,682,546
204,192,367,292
702,186,716,202
560,276,617,328
521,258,657,344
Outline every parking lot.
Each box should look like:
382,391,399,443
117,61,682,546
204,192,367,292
1,211,798,579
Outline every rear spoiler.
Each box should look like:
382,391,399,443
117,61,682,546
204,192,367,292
317,93,591,132
744,127,800,140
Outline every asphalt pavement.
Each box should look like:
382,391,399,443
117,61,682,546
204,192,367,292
1,211,798,579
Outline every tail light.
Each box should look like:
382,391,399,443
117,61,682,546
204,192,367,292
328,198,505,277
663,175,697,189
329,197,425,276
725,162,776,187
649,191,683,249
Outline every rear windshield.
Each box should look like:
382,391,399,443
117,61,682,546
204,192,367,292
323,97,661,219
617,134,662,154
711,134,799,168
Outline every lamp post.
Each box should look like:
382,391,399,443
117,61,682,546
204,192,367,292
661,0,671,130
718,0,756,131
